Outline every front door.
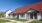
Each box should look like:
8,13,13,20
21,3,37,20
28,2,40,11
34,13,37,19
30,13,37,19
30,13,33,19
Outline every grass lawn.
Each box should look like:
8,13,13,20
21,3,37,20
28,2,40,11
7,18,27,22
30,20,42,23
0,19,10,23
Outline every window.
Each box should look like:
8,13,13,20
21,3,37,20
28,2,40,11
8,14,10,17
20,14,24,17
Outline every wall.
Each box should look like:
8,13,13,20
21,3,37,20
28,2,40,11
11,14,19,18
19,13,29,20
25,13,29,20
5,10,12,18
5,14,9,18
15,13,42,20
37,13,41,20
9,15,13,18
19,14,25,19
6,10,12,14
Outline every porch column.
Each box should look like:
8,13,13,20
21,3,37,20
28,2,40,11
29,13,30,19
33,13,35,20
25,13,28,19
19,14,21,19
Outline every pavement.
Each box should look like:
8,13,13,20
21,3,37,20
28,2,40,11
0,18,34,23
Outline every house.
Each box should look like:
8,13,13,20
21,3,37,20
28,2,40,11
5,9,12,18
13,2,42,20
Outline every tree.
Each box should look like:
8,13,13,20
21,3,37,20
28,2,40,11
0,11,5,18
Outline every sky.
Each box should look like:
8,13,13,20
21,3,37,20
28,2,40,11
0,0,42,12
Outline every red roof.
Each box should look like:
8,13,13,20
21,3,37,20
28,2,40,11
14,2,42,14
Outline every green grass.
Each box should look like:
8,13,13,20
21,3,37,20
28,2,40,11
7,18,27,22
30,20,42,23
0,19,10,23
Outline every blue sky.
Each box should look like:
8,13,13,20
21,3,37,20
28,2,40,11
0,0,42,12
